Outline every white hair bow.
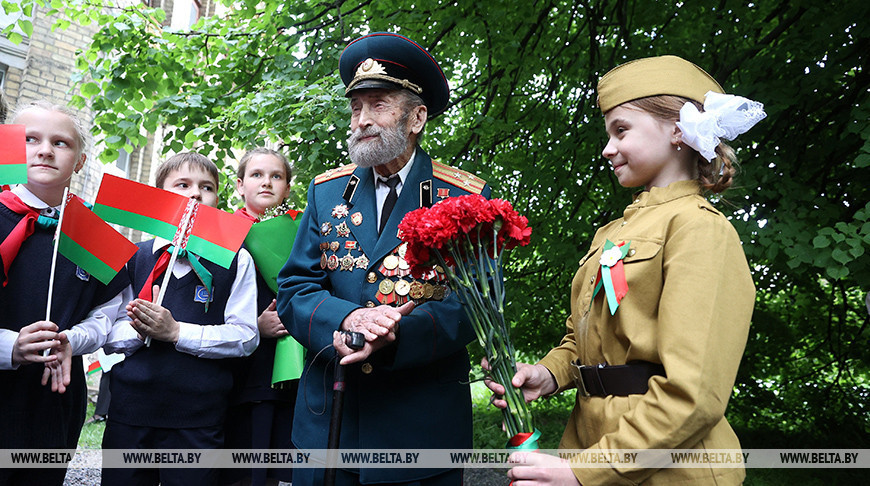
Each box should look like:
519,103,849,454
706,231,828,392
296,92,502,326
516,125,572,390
676,91,767,162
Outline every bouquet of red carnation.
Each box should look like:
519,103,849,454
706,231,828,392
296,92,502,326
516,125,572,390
398,194,537,446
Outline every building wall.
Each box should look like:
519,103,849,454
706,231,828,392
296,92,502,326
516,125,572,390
2,6,115,203
1,0,215,241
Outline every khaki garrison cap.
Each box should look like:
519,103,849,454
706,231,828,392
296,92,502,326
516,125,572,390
597,55,724,113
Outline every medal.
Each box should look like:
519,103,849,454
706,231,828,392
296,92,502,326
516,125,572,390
351,212,363,226
437,188,450,199
432,285,445,300
332,204,349,219
330,241,340,252
340,253,355,271
409,281,425,299
320,222,332,236
355,254,370,269
423,282,435,299
336,222,351,238
378,279,395,295
383,255,399,270
320,253,328,269
394,278,411,297
327,254,339,271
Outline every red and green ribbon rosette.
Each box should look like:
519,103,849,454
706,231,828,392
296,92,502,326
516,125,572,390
591,239,631,315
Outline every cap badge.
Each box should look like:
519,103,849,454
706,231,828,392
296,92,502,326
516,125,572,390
357,58,387,76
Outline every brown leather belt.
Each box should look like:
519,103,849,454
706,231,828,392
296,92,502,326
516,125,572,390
571,361,666,397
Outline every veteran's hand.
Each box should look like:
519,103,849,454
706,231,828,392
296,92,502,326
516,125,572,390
332,330,395,365
507,451,581,485
11,321,60,366
258,299,289,339
41,331,72,394
340,301,414,341
482,359,558,408
126,286,180,343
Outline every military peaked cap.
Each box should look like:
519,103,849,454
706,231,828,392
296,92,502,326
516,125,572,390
339,32,450,118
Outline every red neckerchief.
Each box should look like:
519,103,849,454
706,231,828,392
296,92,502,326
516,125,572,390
234,207,260,223
0,191,41,286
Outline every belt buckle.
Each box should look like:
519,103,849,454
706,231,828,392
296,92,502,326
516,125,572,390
572,362,605,398
571,361,590,397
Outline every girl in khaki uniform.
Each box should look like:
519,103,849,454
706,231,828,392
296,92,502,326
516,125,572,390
488,56,766,484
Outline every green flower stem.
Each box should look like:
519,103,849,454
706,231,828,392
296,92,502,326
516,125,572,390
433,226,535,438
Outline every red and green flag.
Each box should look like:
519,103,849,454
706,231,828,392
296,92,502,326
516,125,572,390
86,360,102,375
0,125,28,185
58,195,139,285
187,203,255,269
93,174,190,242
93,174,252,268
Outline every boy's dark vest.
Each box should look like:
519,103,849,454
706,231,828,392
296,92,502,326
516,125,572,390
0,202,126,448
109,240,239,428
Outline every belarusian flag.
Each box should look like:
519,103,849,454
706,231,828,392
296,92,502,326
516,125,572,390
86,360,102,375
93,174,189,242
0,125,28,185
93,174,252,268
58,196,138,285
187,203,255,269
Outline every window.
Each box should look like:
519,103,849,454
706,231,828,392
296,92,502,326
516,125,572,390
115,146,130,175
189,0,201,25
170,0,202,30
0,0,30,70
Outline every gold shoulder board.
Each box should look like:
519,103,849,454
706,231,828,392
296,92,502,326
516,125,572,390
432,160,487,195
314,164,357,185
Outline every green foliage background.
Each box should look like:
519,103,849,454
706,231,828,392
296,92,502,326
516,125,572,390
5,0,868,450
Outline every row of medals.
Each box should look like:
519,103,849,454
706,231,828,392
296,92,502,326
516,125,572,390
320,238,451,306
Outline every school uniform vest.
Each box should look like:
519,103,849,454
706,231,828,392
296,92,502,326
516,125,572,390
109,240,239,429
0,202,127,448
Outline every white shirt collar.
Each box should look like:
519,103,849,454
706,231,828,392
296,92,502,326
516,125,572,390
373,147,416,186
151,237,172,254
11,184,53,210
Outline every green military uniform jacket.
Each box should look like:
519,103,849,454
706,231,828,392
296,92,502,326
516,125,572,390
539,180,755,485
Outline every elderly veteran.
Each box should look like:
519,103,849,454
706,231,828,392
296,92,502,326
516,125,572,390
277,32,491,486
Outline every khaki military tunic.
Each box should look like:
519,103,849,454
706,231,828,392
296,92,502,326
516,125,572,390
539,180,755,485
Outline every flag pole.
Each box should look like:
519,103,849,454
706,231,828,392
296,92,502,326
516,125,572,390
143,243,181,347
144,199,196,346
44,187,70,356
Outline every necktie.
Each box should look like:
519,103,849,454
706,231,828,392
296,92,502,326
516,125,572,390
138,246,214,311
379,176,400,234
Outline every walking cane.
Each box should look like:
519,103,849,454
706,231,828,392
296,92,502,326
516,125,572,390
325,331,364,486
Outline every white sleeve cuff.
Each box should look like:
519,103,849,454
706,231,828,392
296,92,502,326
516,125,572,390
0,329,18,370
174,321,202,354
